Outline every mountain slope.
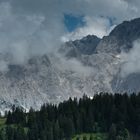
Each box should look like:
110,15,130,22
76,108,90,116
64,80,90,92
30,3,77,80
0,18,140,112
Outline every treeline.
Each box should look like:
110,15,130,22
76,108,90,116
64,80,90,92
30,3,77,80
0,93,140,140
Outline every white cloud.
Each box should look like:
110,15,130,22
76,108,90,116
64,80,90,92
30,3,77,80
0,60,8,73
121,40,140,77
53,55,94,77
0,2,64,66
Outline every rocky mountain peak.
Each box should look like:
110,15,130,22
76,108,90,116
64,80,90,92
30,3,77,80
97,18,140,53
110,18,140,41
60,35,101,58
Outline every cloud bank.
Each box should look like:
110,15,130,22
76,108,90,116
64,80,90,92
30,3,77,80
121,41,140,77
0,0,139,71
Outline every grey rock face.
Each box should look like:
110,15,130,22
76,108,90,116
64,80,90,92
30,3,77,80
97,18,140,93
112,73,140,93
60,35,101,58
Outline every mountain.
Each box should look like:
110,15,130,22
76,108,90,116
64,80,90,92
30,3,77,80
0,18,140,112
59,35,100,57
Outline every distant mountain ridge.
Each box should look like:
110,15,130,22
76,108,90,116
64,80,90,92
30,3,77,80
97,18,140,53
60,35,100,58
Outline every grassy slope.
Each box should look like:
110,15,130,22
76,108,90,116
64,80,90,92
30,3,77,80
0,118,6,125
72,133,108,140
0,118,6,129
0,118,28,134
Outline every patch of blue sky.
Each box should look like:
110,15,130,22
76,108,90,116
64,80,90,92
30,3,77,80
64,14,85,32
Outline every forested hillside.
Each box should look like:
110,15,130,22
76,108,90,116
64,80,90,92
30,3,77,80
0,93,140,140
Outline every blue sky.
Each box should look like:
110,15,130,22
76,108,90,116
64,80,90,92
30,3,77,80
64,14,116,33
64,14,85,32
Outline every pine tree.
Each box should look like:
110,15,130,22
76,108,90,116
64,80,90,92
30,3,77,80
6,111,12,124
109,124,117,140
53,121,60,140
89,134,93,140
83,135,87,140
76,137,80,140
27,108,36,128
